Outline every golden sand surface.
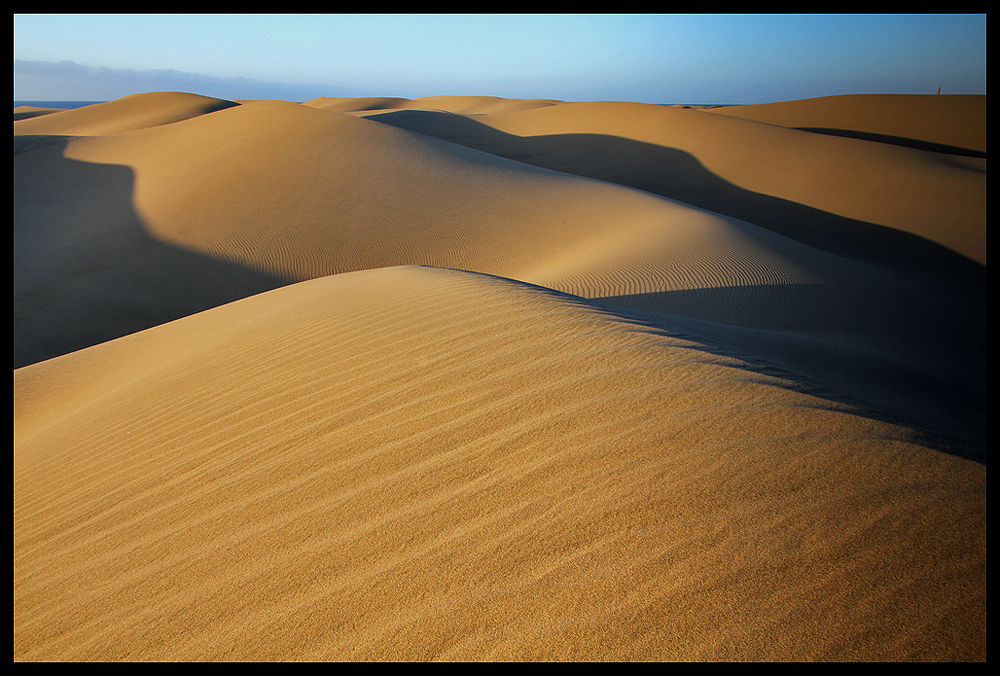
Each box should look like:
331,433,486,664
14,92,986,661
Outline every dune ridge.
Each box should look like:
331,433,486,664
362,97,986,268
14,266,985,661
15,98,828,356
13,105,65,121
706,93,986,155
303,94,562,115
14,92,986,661
11,91,239,136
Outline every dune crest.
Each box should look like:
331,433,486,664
14,98,823,355
303,94,563,115
365,97,986,267
706,93,986,155
13,91,239,136
14,266,985,661
14,105,66,121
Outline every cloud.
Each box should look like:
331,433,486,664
14,59,361,102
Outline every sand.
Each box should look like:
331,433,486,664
14,92,986,661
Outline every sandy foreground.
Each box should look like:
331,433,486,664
14,92,986,661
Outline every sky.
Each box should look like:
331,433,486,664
13,13,988,105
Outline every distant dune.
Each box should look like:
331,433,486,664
303,94,562,115
361,95,986,268
14,91,986,661
13,106,65,121
12,91,239,136
707,93,986,156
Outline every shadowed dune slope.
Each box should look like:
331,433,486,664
13,91,239,136
13,266,986,662
14,96,985,444
43,99,752,288
365,97,986,268
13,98,823,339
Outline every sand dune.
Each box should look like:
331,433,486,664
13,266,986,661
706,93,987,156
14,97,828,362
14,105,65,121
14,92,986,661
303,94,562,115
12,91,238,136
363,97,986,268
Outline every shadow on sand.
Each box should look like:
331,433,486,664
794,127,987,159
14,137,292,369
14,127,986,461
366,109,986,296
365,110,986,458
593,284,987,459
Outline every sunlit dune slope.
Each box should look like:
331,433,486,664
302,96,414,112
14,105,65,121
303,94,562,115
13,98,821,356
13,265,986,662
13,96,985,444
54,99,723,288
13,91,239,136
706,93,986,155
365,97,986,268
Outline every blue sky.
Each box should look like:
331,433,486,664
13,14,987,104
